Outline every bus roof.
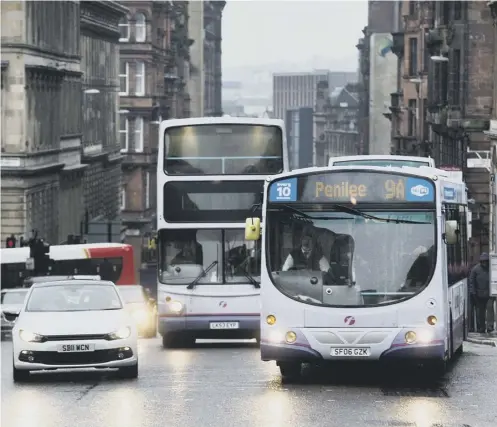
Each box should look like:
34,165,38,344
160,117,285,129
328,155,435,167
1,243,132,264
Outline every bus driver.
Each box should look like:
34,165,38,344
281,227,331,272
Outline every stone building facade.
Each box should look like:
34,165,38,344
388,1,431,156
81,1,128,242
1,1,125,246
203,0,225,117
314,81,360,166
425,1,495,255
117,1,192,266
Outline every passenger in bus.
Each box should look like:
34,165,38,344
171,240,203,265
402,245,433,291
281,227,331,272
328,235,355,286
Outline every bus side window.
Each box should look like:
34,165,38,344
445,204,468,286
90,258,123,283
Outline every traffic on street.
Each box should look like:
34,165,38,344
1,337,497,427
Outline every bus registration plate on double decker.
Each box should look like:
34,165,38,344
210,322,239,329
330,347,371,357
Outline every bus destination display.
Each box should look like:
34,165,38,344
268,171,435,204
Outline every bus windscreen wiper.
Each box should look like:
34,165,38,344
186,261,218,290
243,271,260,288
273,204,353,221
329,203,430,224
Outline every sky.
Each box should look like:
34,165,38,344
222,0,368,73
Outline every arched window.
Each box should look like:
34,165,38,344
119,17,129,42
135,13,146,42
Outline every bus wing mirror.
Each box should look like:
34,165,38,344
245,218,261,241
445,220,458,245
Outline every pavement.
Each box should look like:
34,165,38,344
2,336,497,427
466,331,497,347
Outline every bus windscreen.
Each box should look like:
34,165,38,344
164,124,283,175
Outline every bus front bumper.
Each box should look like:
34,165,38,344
158,314,260,338
260,327,446,362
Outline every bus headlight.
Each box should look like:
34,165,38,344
417,329,434,344
405,331,417,344
285,331,297,344
427,315,437,325
266,315,276,325
169,301,183,313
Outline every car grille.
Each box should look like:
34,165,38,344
43,334,108,341
19,348,133,365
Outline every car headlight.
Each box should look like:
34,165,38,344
19,329,45,343
106,326,131,340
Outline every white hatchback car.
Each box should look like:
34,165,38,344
12,278,138,382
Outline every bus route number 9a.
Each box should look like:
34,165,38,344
384,179,405,200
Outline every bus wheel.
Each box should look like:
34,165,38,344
278,362,302,381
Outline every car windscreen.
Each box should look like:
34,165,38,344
26,284,123,312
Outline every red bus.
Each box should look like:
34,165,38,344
1,243,136,289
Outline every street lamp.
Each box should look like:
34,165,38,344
119,109,130,114
84,88,100,94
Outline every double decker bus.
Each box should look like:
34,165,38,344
245,165,468,380
157,117,289,348
1,243,136,288
328,155,436,168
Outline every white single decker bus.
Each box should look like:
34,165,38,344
244,164,468,380
328,155,436,169
157,117,289,348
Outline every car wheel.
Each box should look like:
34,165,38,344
118,363,138,379
13,364,30,382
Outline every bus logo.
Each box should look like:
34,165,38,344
219,301,227,308
410,185,429,197
344,316,356,325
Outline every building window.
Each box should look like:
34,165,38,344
119,17,129,42
135,61,145,96
454,1,462,20
120,114,129,152
408,38,418,76
451,49,461,105
423,35,430,72
134,117,144,152
145,172,150,209
119,61,129,95
121,187,126,210
408,99,417,136
135,13,146,42
408,1,416,15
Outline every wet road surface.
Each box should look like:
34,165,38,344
2,338,496,427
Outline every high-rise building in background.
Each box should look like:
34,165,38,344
1,1,126,245
188,0,225,117
286,108,314,170
272,71,357,121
